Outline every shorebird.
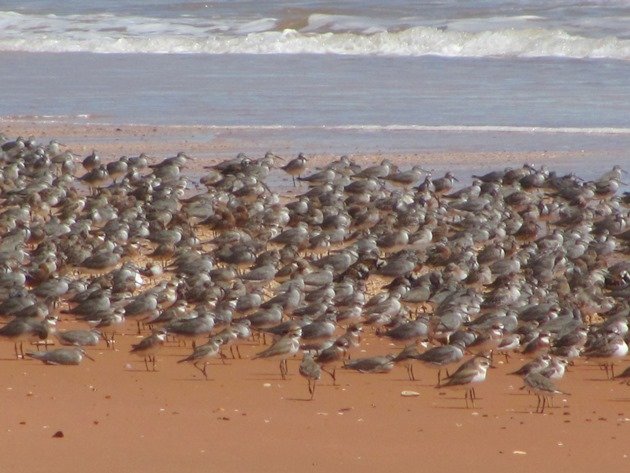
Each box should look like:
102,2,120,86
130,330,167,371
583,330,628,379
55,329,102,347
0,315,57,359
27,347,95,365
392,344,422,380
343,353,396,374
252,327,302,380
383,165,426,187
314,338,349,384
299,352,322,400
437,356,491,408
165,313,215,347
281,153,307,186
522,372,569,414
178,339,223,380
414,341,466,385
212,320,251,359
509,354,552,377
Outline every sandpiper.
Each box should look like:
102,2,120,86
27,347,95,365
0,315,57,359
130,329,167,371
281,153,307,186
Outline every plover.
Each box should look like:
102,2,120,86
522,372,569,414
252,327,302,380
437,356,491,409
178,339,223,380
299,352,322,400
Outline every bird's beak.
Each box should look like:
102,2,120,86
84,352,96,362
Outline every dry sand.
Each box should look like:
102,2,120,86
2,331,630,473
1,120,629,473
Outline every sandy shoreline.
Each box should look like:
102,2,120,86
3,331,630,473
2,119,619,172
0,121,629,473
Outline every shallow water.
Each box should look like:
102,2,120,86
1,1,628,183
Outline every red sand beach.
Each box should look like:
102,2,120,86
0,121,629,473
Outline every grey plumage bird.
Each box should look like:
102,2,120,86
281,153,307,186
130,330,167,371
178,339,223,380
55,329,102,347
252,327,302,380
522,371,569,413
299,352,322,400
437,356,491,409
0,315,57,359
27,347,95,365
343,353,396,374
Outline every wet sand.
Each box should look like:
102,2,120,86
1,120,629,472
2,120,622,187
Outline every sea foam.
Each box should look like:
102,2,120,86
1,10,629,59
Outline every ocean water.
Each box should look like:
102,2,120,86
1,1,629,174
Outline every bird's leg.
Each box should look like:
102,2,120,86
321,367,335,384
202,364,208,380
464,390,469,409
311,380,316,400
280,360,286,380
144,356,150,371
610,363,615,379
13,342,19,359
229,346,235,359
236,345,242,359
152,355,157,371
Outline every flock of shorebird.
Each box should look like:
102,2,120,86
0,134,629,413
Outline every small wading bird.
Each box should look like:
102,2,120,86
27,347,95,365
299,352,322,400
252,327,302,380
130,329,167,371
177,338,224,380
522,372,569,414
437,356,491,409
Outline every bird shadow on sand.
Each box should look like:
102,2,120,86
433,404,484,410
173,377,215,382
